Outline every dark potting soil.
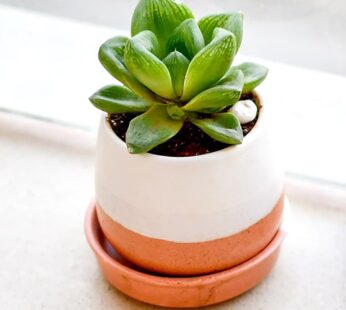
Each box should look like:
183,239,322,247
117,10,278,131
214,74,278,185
109,93,260,157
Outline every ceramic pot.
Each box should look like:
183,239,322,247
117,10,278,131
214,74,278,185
95,95,284,276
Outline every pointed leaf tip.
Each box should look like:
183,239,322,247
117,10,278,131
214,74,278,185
124,32,175,99
126,104,184,153
127,145,134,153
131,0,194,50
234,62,268,93
167,104,186,120
182,28,236,101
192,113,243,145
167,18,205,60
98,36,155,100
183,69,244,113
217,67,244,86
89,85,152,113
198,12,243,52
129,30,162,58
163,51,190,97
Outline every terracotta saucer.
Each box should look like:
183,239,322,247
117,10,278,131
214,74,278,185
85,201,286,308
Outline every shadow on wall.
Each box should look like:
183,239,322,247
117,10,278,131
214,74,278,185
1,0,345,75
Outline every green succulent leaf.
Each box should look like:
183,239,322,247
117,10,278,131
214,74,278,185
98,36,155,100
89,85,152,113
217,67,243,85
234,62,268,93
167,18,205,60
162,51,190,97
183,69,244,113
192,113,243,144
124,32,175,99
198,12,243,52
166,104,186,120
182,28,236,101
131,0,194,50
126,104,184,153
130,30,162,58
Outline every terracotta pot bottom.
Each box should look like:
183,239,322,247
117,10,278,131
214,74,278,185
96,193,284,276
85,202,286,308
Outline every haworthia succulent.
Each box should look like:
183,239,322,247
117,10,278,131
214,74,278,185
90,1,269,153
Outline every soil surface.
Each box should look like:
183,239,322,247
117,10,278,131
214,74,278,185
109,93,260,157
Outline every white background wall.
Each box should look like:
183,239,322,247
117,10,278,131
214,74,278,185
1,0,346,76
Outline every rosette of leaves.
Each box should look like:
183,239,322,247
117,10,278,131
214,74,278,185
89,0,268,154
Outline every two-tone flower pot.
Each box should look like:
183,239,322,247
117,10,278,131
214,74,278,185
94,95,284,276
85,0,286,307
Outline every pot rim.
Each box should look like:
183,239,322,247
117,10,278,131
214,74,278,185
101,91,265,161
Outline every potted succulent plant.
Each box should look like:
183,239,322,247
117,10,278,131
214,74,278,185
86,0,285,307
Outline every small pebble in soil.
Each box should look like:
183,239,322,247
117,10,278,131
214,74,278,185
229,99,258,125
